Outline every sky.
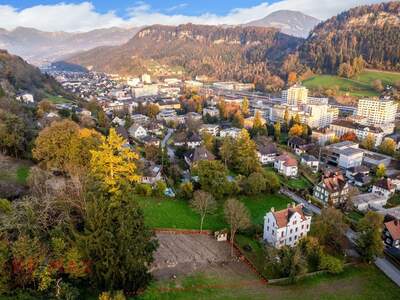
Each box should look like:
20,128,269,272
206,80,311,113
0,0,391,32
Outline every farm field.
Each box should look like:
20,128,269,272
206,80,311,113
303,69,400,98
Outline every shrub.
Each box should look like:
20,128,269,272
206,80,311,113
135,183,152,197
153,181,167,197
179,182,193,200
320,255,344,274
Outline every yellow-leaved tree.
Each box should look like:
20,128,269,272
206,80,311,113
90,128,140,194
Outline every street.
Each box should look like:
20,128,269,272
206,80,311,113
281,188,400,287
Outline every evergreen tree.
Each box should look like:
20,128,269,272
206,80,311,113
233,129,261,176
79,190,157,292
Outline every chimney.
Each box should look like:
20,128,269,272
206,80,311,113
271,207,275,212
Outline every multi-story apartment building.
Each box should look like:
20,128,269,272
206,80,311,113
329,120,385,147
322,141,364,169
263,204,312,248
356,98,397,127
282,85,308,106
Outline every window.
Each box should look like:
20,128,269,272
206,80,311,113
290,229,293,234
307,225,309,230
294,235,297,240
301,224,304,229
281,232,284,237
295,227,298,232
267,226,269,231
293,220,297,225
289,237,292,242
272,230,274,235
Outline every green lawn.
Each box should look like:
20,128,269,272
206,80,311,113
286,177,312,190
16,166,30,185
137,264,399,300
137,193,292,230
239,194,292,226
303,70,400,98
44,93,74,104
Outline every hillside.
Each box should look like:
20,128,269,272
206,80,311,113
67,24,302,90
300,1,400,74
244,10,320,38
0,49,67,100
0,26,140,65
303,69,400,99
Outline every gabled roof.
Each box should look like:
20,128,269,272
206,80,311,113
321,171,347,192
187,146,215,163
385,220,400,241
288,136,306,147
374,178,395,191
272,205,307,229
276,153,298,167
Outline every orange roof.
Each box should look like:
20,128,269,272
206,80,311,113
272,205,306,228
276,153,298,167
385,220,400,241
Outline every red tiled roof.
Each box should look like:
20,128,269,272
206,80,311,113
385,220,400,241
276,154,298,167
272,205,306,228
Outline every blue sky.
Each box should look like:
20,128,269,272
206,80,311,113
0,1,389,32
4,1,269,16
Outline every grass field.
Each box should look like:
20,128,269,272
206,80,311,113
285,177,312,190
137,264,399,300
303,69,400,98
137,194,292,230
44,93,74,104
0,155,31,185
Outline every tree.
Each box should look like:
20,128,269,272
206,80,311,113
0,109,28,157
287,72,297,86
191,190,217,232
271,246,307,282
337,63,353,78
179,182,193,200
274,122,281,142
251,111,267,137
201,132,214,152
224,199,251,257
220,137,235,168
193,160,230,199
33,119,102,174
144,145,161,163
356,212,384,262
340,132,357,142
352,56,365,76
372,79,384,92
294,113,301,125
289,124,303,137
146,103,159,119
90,128,140,194
232,111,244,128
283,109,290,127
379,138,396,156
244,172,266,195
314,208,348,253
361,134,375,150
376,163,386,178
233,129,260,176
263,170,281,193
320,254,344,274
241,97,249,116
153,181,167,197
79,190,157,291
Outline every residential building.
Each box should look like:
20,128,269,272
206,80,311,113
282,85,308,106
329,120,385,147
141,73,152,84
356,98,397,128
141,136,160,147
157,99,181,110
383,220,400,248
199,124,219,136
274,153,298,177
132,84,158,98
312,130,336,146
352,193,388,212
141,163,162,185
255,137,278,165
322,141,364,169
131,114,149,124
372,178,395,200
361,149,392,168
263,204,312,248
244,114,267,129
112,116,126,127
300,154,319,173
128,124,147,139
184,80,203,89
313,170,349,206
187,134,202,149
185,112,202,122
220,127,241,139
185,146,215,166
345,166,371,187
287,137,308,156
203,107,220,118
17,92,34,103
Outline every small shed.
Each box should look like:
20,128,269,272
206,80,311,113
214,230,228,242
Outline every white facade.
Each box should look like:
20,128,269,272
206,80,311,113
220,128,241,139
282,85,308,106
141,74,151,84
203,107,220,118
199,124,219,136
329,121,384,147
129,125,147,139
274,156,298,177
263,205,312,248
357,98,397,126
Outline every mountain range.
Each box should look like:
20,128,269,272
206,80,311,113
0,26,140,66
244,10,320,38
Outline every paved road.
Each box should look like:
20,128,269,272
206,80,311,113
281,188,400,287
161,128,175,161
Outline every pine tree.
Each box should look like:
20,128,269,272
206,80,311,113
233,129,260,176
79,190,157,292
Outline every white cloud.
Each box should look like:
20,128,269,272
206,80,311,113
165,3,188,13
0,0,391,32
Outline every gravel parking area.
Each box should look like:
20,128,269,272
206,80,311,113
151,233,255,280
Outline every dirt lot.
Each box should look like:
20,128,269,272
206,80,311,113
151,233,259,282
0,154,31,199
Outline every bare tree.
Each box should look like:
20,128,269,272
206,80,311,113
191,190,217,232
224,198,251,257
